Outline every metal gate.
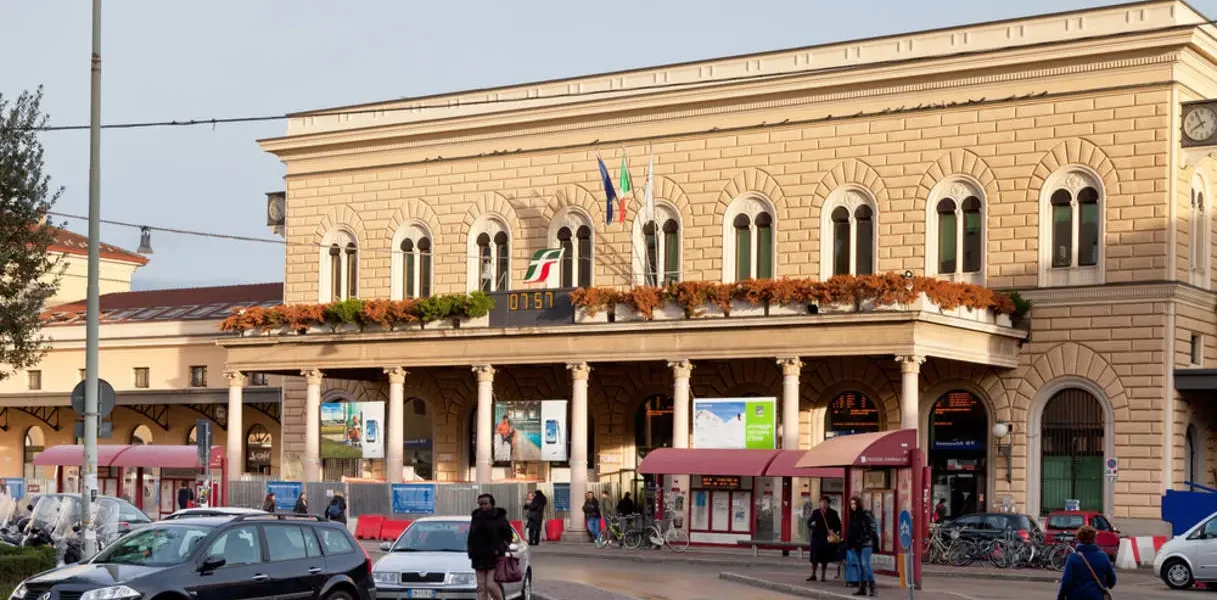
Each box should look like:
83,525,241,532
1041,388,1104,514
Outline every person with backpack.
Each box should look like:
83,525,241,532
1056,525,1116,600
326,494,347,524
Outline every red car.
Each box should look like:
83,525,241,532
1043,511,1121,558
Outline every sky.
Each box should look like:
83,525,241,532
2,0,1213,291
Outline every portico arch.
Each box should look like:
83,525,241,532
1027,376,1115,517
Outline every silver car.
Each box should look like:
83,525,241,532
373,516,533,600
1155,509,1217,589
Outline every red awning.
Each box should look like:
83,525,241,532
638,448,781,476
794,429,917,469
764,450,846,478
32,444,223,469
111,445,223,469
33,445,132,467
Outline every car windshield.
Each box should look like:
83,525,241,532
93,525,211,566
1047,515,1085,530
390,521,470,552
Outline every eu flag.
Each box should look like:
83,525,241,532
596,156,617,225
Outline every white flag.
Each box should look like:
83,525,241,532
643,151,655,225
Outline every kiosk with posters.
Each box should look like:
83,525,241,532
32,444,229,513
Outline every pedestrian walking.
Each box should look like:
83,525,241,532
467,493,512,600
326,494,348,524
524,490,546,545
582,491,602,541
294,492,308,514
263,492,277,513
807,495,842,582
176,482,194,511
846,496,877,597
1056,525,1116,600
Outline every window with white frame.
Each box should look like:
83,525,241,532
1038,169,1103,287
319,228,358,302
722,195,775,282
820,187,877,279
467,216,510,292
549,209,594,288
1191,173,1211,288
925,179,985,283
632,202,681,286
391,223,433,300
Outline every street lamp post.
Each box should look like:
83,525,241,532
81,0,103,559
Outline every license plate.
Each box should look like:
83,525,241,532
406,590,435,599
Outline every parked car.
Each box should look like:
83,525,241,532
1155,508,1217,589
938,512,1043,544
162,507,266,520
373,516,533,600
9,513,375,600
1043,511,1120,558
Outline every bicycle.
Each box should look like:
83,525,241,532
641,511,690,552
595,514,635,548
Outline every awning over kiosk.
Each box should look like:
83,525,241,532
33,444,223,469
765,450,846,478
794,429,918,469
639,448,781,476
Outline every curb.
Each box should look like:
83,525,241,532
530,546,807,570
718,573,862,599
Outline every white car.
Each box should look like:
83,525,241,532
373,516,533,600
1155,509,1217,589
161,507,267,520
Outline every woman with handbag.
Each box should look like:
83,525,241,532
468,493,513,600
1056,525,1116,600
807,496,842,582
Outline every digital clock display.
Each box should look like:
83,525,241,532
488,288,575,327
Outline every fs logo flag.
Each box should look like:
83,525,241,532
522,248,564,284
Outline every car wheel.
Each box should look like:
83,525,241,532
1162,559,1194,590
520,569,533,600
323,588,354,600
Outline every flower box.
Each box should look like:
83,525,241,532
613,303,644,323
730,299,766,318
652,302,686,321
996,314,1013,328
460,314,490,329
767,302,808,317
420,318,453,330
575,307,609,324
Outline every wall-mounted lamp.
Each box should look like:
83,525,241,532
993,421,1013,483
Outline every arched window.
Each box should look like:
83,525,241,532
319,229,358,302
821,188,878,279
246,424,273,476
824,391,880,439
130,425,152,446
550,209,594,288
468,216,511,292
1039,169,1104,286
1040,388,1104,514
634,203,681,285
926,179,985,282
1192,173,1211,288
722,195,776,282
392,223,433,300
24,426,45,480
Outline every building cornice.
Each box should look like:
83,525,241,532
1016,281,1217,311
0,386,282,408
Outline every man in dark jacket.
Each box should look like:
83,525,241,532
1057,525,1116,600
582,491,602,541
467,493,512,600
616,493,636,515
176,482,194,510
525,490,547,545
326,494,348,524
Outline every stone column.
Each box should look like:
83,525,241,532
302,369,324,483
669,360,693,449
473,365,495,484
567,362,591,530
385,367,407,484
777,357,803,450
896,355,925,433
223,371,244,476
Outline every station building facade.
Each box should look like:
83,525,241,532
220,1,1217,534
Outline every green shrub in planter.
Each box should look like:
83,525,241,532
0,546,56,599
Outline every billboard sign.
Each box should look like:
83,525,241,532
693,397,777,449
321,401,385,459
493,400,568,462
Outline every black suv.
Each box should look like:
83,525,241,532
938,512,1043,544
12,514,375,600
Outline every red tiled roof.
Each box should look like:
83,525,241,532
48,227,149,266
43,282,283,326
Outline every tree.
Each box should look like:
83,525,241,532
0,88,62,381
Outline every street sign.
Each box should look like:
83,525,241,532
899,510,913,550
1104,457,1119,479
71,379,116,418
196,419,212,468
74,420,112,439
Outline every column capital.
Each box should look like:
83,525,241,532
301,369,324,385
472,364,496,382
776,357,804,377
383,367,408,384
895,354,926,373
667,359,694,378
223,370,244,386
566,362,592,380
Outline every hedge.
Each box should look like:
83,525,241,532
0,545,56,600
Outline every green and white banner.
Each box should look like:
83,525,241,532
693,397,777,449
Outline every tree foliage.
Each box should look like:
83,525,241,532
0,88,62,381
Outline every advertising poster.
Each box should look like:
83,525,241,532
391,483,436,514
321,401,385,459
493,400,568,462
692,397,777,449
0,478,25,500
267,481,302,512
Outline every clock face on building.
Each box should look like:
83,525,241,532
1185,106,1217,142
268,196,285,223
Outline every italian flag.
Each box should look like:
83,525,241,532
523,248,564,284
